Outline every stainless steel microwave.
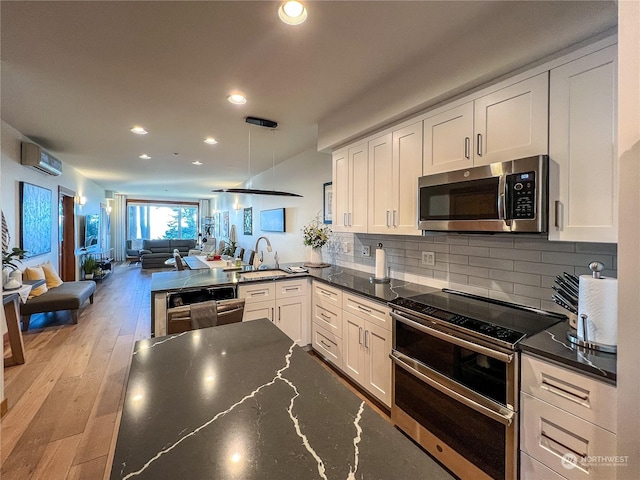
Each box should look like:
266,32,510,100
418,155,548,233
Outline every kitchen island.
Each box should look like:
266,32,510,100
110,319,454,479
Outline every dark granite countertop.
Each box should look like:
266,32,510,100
151,263,436,304
110,320,454,480
519,321,617,385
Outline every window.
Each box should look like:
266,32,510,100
127,202,198,242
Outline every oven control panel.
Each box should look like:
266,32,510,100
390,297,525,346
506,171,536,220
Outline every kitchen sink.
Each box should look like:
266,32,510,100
239,269,290,281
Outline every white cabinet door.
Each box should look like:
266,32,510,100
276,296,308,346
474,72,549,166
423,102,474,174
242,299,274,322
392,121,423,234
548,46,617,242
363,321,392,407
332,148,349,232
342,312,365,384
348,142,368,232
367,133,394,234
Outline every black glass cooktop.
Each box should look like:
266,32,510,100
389,289,565,347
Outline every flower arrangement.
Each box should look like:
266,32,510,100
303,215,331,249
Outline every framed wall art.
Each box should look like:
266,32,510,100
243,207,253,235
19,181,52,257
222,211,230,238
323,181,333,224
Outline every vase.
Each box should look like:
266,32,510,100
309,247,323,265
2,267,10,285
9,269,22,286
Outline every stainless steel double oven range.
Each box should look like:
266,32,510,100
389,289,564,480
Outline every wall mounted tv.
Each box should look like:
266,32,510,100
84,214,100,249
260,208,286,232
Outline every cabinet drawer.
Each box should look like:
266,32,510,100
521,393,617,480
312,323,342,370
520,452,568,480
521,354,616,433
342,293,391,331
276,278,308,298
242,300,274,322
312,297,343,337
238,283,276,303
313,281,342,305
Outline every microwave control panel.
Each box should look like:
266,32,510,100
506,171,536,219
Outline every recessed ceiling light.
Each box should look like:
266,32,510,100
227,93,247,105
139,154,151,159
204,137,218,145
131,126,148,135
278,1,307,25
192,160,203,166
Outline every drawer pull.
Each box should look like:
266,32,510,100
319,340,332,350
285,287,299,292
364,330,369,348
319,290,332,298
541,374,589,404
250,291,267,297
358,327,363,345
540,430,587,464
320,312,331,319
357,305,372,314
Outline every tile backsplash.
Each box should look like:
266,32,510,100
325,232,617,312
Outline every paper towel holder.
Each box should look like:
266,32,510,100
370,243,390,284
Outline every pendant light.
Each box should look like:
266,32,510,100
212,117,302,197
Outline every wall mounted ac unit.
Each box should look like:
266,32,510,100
21,142,62,176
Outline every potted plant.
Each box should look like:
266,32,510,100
82,256,98,279
302,215,331,266
2,247,27,285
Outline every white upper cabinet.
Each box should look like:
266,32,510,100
348,143,369,232
423,102,474,174
548,45,617,242
423,73,549,174
332,143,368,233
474,72,549,166
367,133,393,234
368,122,423,235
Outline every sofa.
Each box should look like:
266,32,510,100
139,239,196,268
20,280,96,331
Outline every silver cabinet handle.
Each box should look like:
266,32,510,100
271,307,274,321
357,305,371,314
278,306,281,321
392,210,397,228
390,350,514,426
343,213,347,227
364,330,369,348
250,290,267,297
477,133,483,156
348,212,352,226
464,137,470,159
554,200,561,228
284,287,298,292
319,340,331,350
540,430,587,463
358,326,363,345
386,210,390,228
320,312,330,320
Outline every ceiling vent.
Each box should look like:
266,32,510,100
21,142,62,176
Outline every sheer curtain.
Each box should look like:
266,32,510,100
112,194,127,261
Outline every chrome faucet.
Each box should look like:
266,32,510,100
253,236,273,269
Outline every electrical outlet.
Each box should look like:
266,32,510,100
345,242,352,253
421,251,435,266
362,245,371,257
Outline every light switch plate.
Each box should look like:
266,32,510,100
421,251,435,266
362,246,371,257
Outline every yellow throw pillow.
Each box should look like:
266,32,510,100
23,266,49,298
41,261,63,288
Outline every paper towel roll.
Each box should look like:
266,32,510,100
375,247,387,279
578,275,618,346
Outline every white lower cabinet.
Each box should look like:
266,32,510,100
239,278,309,346
520,354,618,480
311,281,392,407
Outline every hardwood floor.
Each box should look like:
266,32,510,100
1,264,391,479
1,263,152,480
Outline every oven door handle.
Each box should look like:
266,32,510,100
391,350,514,426
390,311,514,363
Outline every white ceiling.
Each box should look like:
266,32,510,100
1,1,617,200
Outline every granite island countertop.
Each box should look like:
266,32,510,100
110,319,455,480
151,263,438,304
519,320,616,385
